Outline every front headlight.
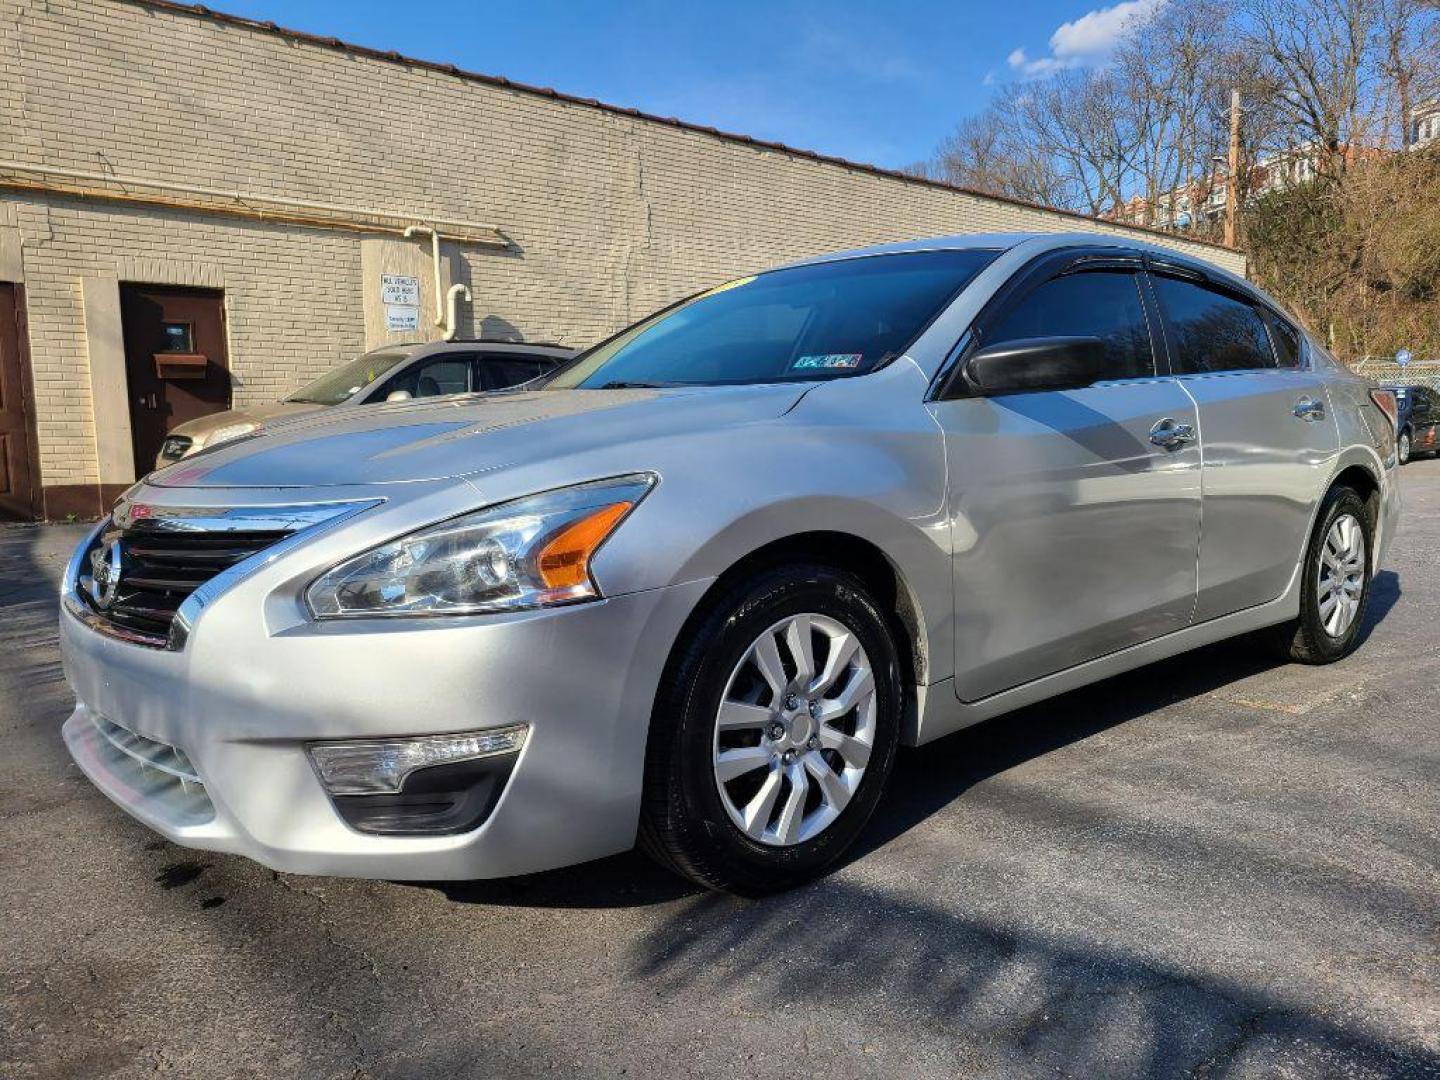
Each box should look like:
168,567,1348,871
306,473,656,618
204,420,261,448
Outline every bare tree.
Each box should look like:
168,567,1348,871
1376,0,1440,147
1238,0,1380,175
1115,0,1235,227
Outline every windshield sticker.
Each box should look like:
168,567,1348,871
792,353,863,371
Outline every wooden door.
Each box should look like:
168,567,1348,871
119,285,231,475
0,283,41,521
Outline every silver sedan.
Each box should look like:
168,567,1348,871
59,232,1401,893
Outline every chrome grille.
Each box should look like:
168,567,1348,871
92,523,291,640
75,519,293,645
65,498,380,649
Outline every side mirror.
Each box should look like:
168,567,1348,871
962,336,1109,395
385,389,413,403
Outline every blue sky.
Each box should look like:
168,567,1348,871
216,0,1154,169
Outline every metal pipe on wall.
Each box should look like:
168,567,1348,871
445,284,472,342
402,225,446,330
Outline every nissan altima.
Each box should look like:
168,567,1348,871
59,233,1401,893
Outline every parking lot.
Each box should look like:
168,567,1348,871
1,462,1436,1079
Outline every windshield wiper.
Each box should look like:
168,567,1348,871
598,380,676,389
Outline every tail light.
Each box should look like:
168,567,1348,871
1369,388,1399,430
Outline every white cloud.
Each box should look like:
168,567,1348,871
1006,47,1079,78
1051,0,1164,59
1005,0,1165,79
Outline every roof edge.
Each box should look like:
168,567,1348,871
120,0,1242,258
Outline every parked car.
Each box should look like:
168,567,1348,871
154,339,576,467
1393,383,1440,464
61,233,1400,894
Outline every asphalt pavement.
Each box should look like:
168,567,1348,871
2,462,1437,1079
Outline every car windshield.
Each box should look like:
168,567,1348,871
287,350,412,405
545,249,998,390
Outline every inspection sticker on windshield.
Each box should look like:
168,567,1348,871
792,353,862,371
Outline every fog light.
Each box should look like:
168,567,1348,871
309,726,528,796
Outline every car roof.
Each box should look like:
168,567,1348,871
777,230,1289,324
404,340,577,359
782,230,1242,277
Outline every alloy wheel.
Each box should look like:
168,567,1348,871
1317,512,1366,638
712,613,877,846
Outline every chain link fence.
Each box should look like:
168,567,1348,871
1349,356,1440,392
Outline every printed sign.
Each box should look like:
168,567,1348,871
381,274,421,306
385,304,419,332
1397,348,1412,368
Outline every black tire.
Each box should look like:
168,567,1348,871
1398,428,1412,465
1259,485,1374,664
639,563,903,894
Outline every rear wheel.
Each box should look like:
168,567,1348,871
1260,485,1373,664
1398,428,1412,465
639,564,902,893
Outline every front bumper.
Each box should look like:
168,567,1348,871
60,574,710,880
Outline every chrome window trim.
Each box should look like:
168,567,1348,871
64,499,382,652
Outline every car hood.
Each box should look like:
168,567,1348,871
147,384,811,488
168,400,325,440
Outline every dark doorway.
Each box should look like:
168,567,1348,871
119,284,231,475
0,283,41,521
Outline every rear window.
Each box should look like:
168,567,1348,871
546,249,999,389
1263,310,1303,369
1153,276,1276,374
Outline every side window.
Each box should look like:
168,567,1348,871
1262,311,1303,369
983,270,1155,380
379,357,472,399
1153,276,1276,374
479,356,549,391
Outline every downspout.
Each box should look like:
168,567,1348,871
403,224,446,330
445,284,472,341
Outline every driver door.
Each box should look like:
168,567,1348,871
928,250,1203,701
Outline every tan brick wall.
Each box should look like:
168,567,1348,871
0,0,1248,492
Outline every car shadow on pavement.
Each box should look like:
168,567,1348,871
858,569,1401,862
427,571,1403,912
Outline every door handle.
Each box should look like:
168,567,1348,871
1149,417,1196,449
1293,397,1326,421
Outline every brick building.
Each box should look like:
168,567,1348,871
0,0,1246,519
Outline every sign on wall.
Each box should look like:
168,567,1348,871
381,274,420,332
385,304,419,332
381,274,420,306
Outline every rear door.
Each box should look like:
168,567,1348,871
932,249,1203,701
1146,266,1338,621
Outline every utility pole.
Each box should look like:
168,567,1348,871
1225,88,1241,248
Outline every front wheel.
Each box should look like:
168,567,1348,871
1259,485,1373,664
1398,428,1412,465
639,564,902,893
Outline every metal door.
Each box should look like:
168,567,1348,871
1146,270,1339,621
0,283,40,521
933,254,1203,701
120,285,231,476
